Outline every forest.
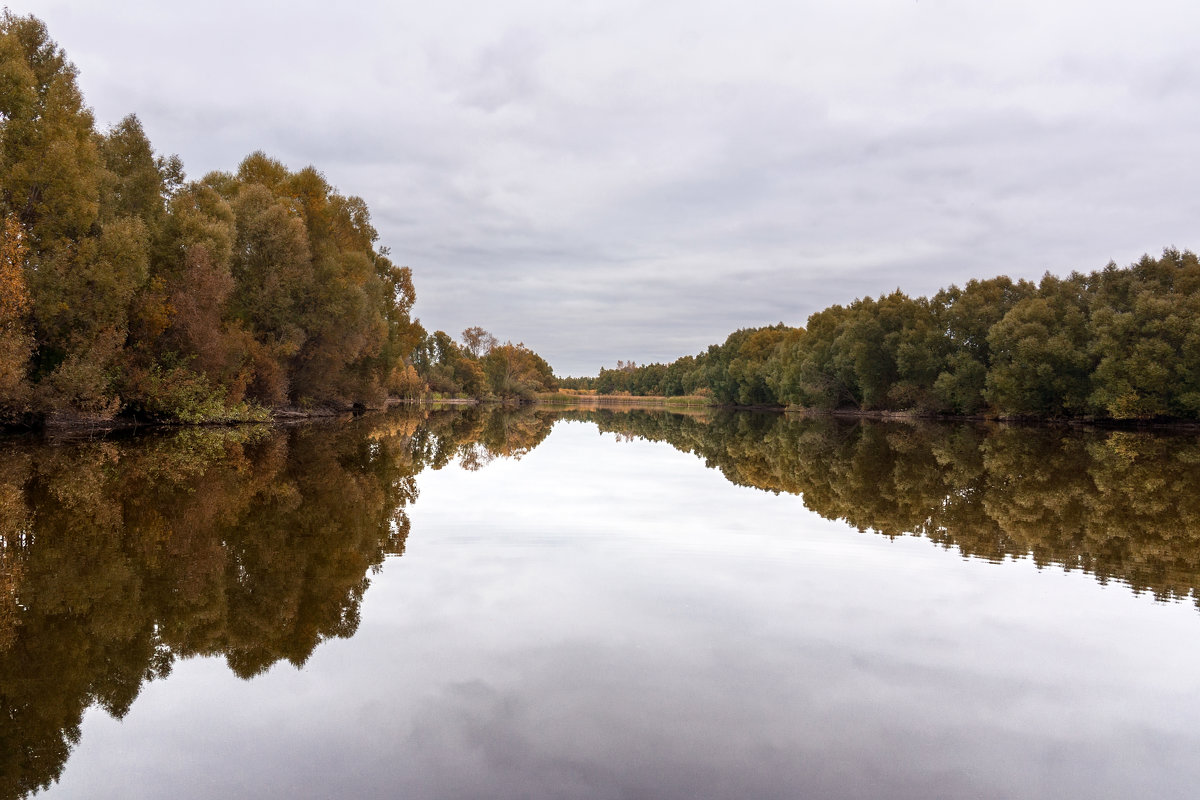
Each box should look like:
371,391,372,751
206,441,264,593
582,253,1200,421
0,12,555,428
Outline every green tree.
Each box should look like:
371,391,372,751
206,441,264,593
482,341,555,399
1086,251,1200,418
0,11,100,248
97,114,179,226
985,273,1093,416
930,277,1036,414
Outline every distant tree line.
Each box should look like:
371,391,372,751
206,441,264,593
410,325,557,401
585,250,1200,420
0,13,558,426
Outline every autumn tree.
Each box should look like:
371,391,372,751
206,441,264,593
0,11,113,414
461,326,498,359
481,341,556,399
415,329,486,397
0,15,434,425
0,216,33,417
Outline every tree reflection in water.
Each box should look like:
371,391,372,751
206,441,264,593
0,405,552,800
2,404,1199,798
574,408,1200,605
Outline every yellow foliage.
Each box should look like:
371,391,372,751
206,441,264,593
389,363,427,400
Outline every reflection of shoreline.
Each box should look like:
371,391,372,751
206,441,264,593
4,405,1200,799
0,407,498,800
536,391,1200,431
783,406,1200,433
562,408,1200,610
535,393,712,410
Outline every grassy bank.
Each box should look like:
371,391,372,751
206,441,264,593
535,391,713,408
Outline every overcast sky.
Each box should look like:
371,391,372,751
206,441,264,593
26,0,1200,375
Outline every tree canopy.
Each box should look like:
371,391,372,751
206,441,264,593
583,249,1200,421
0,12,561,426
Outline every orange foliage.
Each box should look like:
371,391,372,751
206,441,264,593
0,218,31,325
0,217,34,415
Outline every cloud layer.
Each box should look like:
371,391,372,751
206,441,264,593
33,0,1200,374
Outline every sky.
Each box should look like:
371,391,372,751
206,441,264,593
23,0,1200,375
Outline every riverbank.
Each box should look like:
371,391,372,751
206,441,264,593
779,406,1200,431
14,393,1200,436
534,391,712,408
11,398,414,434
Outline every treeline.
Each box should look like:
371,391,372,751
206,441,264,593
588,250,1200,420
410,325,556,401
0,13,558,426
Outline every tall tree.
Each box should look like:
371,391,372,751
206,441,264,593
0,11,100,248
461,326,498,359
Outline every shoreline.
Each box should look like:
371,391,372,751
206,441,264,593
781,406,1200,432
10,397,484,436
533,392,1200,431
8,395,1200,436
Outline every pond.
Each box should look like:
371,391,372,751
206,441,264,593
3,406,1200,799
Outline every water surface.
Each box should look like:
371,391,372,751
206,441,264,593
3,407,1200,799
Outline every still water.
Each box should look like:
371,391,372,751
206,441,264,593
3,406,1200,799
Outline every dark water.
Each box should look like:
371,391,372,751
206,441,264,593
3,406,1200,799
